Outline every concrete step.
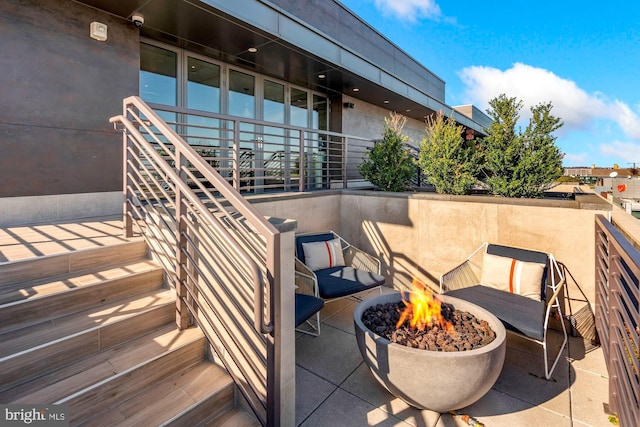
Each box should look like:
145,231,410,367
58,328,207,424
79,360,236,426
0,257,160,305
0,289,175,389
0,239,148,286
203,406,262,427
0,261,165,333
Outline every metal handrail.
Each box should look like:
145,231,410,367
110,96,284,424
146,102,374,192
111,101,276,335
594,214,640,427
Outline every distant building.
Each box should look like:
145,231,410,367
563,167,592,177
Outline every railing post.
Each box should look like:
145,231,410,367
175,148,190,330
298,130,305,192
122,102,134,238
342,137,348,189
233,120,240,191
122,128,133,238
266,218,297,427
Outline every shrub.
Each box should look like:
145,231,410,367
418,111,480,195
358,112,417,192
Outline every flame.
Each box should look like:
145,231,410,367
396,278,453,332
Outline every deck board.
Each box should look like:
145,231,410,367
0,217,130,263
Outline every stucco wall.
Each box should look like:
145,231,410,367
248,192,342,233
342,94,426,145
0,0,139,197
250,191,611,306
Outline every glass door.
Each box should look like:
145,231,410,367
140,43,177,127
186,57,223,176
228,70,256,191
313,94,329,189
263,80,286,190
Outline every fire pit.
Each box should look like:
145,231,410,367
354,287,506,413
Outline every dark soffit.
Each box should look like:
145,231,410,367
75,0,480,128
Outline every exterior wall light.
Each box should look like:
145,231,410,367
90,22,107,41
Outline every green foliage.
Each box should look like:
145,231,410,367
556,175,579,183
482,94,564,198
358,113,417,192
418,111,480,195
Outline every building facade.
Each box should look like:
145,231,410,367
0,0,488,225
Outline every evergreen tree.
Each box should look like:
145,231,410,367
483,94,564,198
418,111,480,195
358,112,417,192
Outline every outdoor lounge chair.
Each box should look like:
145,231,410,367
294,293,325,336
294,231,385,327
439,242,568,380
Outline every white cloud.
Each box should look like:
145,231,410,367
372,0,442,22
599,140,640,163
458,63,640,140
563,152,590,166
609,101,640,139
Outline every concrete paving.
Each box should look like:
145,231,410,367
295,288,612,427
0,218,614,426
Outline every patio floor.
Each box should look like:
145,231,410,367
295,288,612,427
0,217,613,426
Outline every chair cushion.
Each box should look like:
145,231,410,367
480,252,545,301
315,266,385,299
295,232,335,265
302,238,345,271
487,244,549,300
446,285,546,341
295,293,325,327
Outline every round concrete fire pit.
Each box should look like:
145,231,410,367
354,291,506,413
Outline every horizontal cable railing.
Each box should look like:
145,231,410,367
110,96,284,425
595,214,640,427
146,103,373,193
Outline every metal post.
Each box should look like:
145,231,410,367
175,148,190,330
298,130,305,192
233,120,240,191
266,220,296,426
342,136,348,189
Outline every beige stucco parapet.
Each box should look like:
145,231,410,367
250,189,613,312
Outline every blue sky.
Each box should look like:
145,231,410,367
339,0,640,167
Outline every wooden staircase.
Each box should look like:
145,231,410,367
0,237,259,426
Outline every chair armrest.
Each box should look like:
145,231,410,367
344,246,381,274
439,260,479,293
295,258,319,297
546,277,566,308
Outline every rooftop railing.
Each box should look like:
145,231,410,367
110,97,288,425
145,103,374,193
595,214,640,426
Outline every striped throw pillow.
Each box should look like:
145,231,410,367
479,252,545,301
302,238,345,271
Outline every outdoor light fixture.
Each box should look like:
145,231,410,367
383,100,389,104
352,88,360,92
318,74,325,79
89,22,107,41
248,47,258,53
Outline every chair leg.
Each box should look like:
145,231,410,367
296,311,321,337
543,305,568,380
